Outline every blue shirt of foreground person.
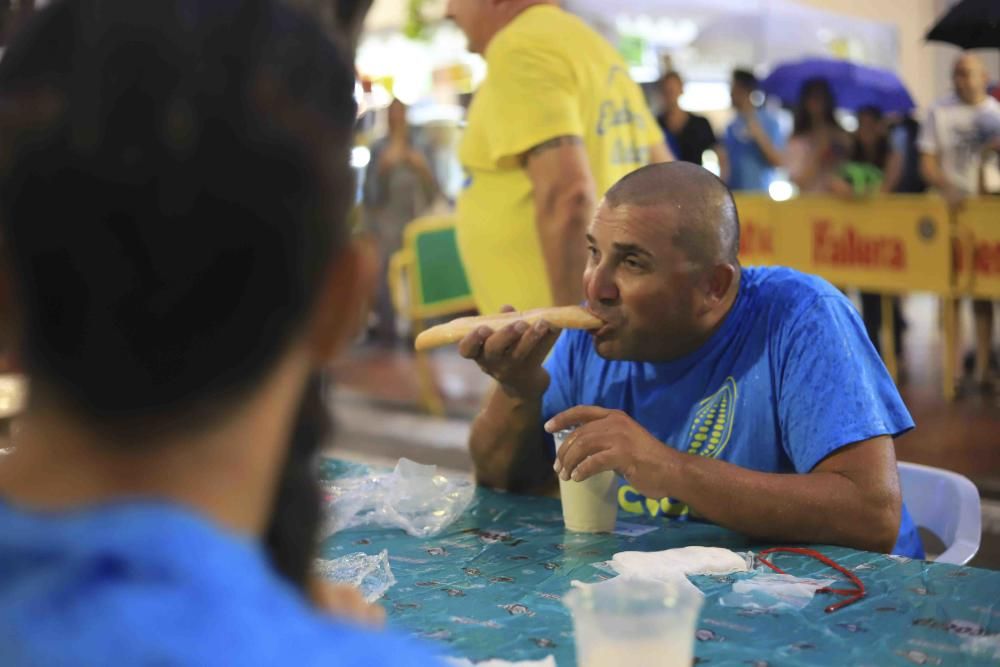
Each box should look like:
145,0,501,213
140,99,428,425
0,1,439,664
460,161,922,558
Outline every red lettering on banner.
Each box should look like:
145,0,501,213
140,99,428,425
954,238,1000,276
739,219,774,257
975,240,1000,276
812,219,906,270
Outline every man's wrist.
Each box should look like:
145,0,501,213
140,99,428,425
499,371,550,403
653,445,690,501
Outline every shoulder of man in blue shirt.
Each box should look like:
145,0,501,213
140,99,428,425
0,500,441,667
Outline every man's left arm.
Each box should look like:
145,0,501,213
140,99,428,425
549,407,901,553
523,137,598,307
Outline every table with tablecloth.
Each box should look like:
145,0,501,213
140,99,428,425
320,460,1000,666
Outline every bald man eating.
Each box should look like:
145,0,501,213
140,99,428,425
459,162,923,558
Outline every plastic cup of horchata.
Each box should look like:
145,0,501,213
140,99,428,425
552,427,618,533
564,576,704,667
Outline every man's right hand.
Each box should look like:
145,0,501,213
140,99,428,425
457,306,560,399
743,112,765,142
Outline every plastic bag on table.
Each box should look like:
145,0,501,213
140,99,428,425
321,458,474,538
315,549,396,603
717,572,836,611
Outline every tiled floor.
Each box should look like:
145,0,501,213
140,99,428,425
329,294,1000,569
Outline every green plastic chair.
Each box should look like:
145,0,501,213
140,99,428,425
389,215,476,415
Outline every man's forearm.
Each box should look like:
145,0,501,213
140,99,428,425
469,385,554,492
524,136,597,307
662,451,901,553
919,153,951,192
753,134,784,168
536,200,592,306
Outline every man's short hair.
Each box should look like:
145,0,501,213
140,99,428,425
0,0,357,436
732,69,759,91
604,162,741,268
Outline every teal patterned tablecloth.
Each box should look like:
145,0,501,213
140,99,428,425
320,460,1000,666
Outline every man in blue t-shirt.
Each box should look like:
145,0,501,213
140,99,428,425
459,161,922,558
0,1,439,664
724,69,785,192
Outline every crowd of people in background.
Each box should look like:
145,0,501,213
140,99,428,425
360,20,1000,394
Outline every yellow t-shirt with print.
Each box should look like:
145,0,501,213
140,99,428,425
455,5,664,316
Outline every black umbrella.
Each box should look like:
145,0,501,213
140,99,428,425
926,0,1000,49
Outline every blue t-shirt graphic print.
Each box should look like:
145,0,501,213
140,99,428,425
542,266,923,558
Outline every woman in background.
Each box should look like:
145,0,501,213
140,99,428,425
363,99,438,342
785,77,852,197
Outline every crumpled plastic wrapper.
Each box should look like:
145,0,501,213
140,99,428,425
314,549,396,603
717,572,836,611
321,458,475,538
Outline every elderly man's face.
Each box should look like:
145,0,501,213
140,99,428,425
583,202,705,362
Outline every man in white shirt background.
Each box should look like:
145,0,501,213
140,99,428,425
920,53,1000,392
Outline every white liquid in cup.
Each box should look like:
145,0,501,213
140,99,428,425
576,632,694,667
554,428,618,533
565,577,703,667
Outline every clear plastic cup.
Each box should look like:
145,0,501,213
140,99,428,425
563,577,704,667
553,428,618,533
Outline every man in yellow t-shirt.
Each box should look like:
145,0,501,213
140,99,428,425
446,0,671,316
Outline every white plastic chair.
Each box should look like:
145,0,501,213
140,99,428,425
898,462,981,565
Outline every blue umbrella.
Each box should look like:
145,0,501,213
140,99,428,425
761,57,915,114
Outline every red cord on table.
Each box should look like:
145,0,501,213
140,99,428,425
755,547,866,613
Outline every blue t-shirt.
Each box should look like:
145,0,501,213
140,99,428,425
542,266,923,558
724,108,784,192
0,499,441,666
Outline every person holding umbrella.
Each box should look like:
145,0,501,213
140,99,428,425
919,54,1000,392
784,77,853,197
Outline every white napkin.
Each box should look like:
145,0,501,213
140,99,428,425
443,657,557,667
611,546,750,582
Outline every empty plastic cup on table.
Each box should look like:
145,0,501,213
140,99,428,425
563,577,704,667
553,428,618,532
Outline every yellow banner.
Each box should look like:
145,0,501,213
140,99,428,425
734,195,779,267
734,195,951,294
954,198,1000,299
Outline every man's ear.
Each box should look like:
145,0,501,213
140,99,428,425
702,263,737,310
304,235,378,364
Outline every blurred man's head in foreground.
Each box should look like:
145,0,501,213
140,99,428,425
0,0,370,439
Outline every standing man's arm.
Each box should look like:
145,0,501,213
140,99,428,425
920,152,964,208
523,137,597,307
746,113,784,168
917,108,965,208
